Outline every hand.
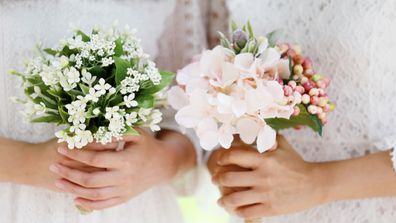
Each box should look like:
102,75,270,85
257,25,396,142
212,136,326,218
17,139,104,191
50,130,182,211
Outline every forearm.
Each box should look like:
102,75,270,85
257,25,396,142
0,138,36,184
316,150,396,203
156,129,197,180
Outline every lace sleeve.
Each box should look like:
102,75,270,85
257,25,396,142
374,135,396,171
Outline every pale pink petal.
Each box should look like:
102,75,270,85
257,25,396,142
175,105,204,128
256,125,276,153
167,86,189,110
196,117,218,137
236,117,260,144
234,53,254,70
278,59,291,80
232,100,247,117
218,124,236,149
266,81,284,101
260,48,281,68
196,117,219,150
199,131,219,151
220,62,239,86
257,38,269,55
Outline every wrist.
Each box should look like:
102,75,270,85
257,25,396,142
308,162,336,205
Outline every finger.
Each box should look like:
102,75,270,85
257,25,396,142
59,159,106,172
235,203,275,218
266,141,278,152
49,163,122,188
57,147,122,168
218,149,262,169
219,189,265,209
83,142,118,150
75,197,124,211
55,179,120,201
212,171,258,187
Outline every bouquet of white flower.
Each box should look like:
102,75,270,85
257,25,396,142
11,25,174,149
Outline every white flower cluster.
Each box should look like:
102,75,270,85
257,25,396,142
13,25,170,149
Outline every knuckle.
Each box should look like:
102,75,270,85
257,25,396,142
89,154,101,166
90,190,103,200
236,208,249,218
81,175,94,187
224,195,237,206
219,173,232,185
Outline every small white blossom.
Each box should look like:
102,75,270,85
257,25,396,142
86,88,101,102
101,57,114,67
93,108,101,116
74,129,94,148
64,67,80,84
81,69,96,86
94,78,111,95
125,112,138,126
70,123,86,133
124,93,138,108
138,108,151,122
105,106,121,120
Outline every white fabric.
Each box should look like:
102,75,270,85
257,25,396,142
0,0,207,222
226,0,396,222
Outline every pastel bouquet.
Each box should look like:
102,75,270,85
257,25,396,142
11,25,174,149
168,22,334,153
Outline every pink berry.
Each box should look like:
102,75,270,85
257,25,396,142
323,104,331,112
295,85,305,94
300,76,309,84
292,106,301,116
283,85,293,96
310,96,319,105
318,97,328,107
302,58,312,70
302,94,310,104
303,81,315,92
318,112,326,120
293,64,304,75
309,88,319,96
304,69,314,77
308,105,318,114
317,80,327,89
288,80,297,89
293,55,305,64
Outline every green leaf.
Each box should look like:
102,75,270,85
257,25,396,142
31,115,61,123
114,38,124,57
266,29,283,48
247,21,254,39
76,30,90,42
60,46,75,57
79,83,90,95
265,105,323,136
58,106,69,123
125,126,140,136
114,57,130,86
136,95,154,108
288,56,294,80
43,48,58,56
231,20,238,32
140,71,175,95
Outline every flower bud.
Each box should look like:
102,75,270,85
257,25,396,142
318,112,326,120
232,29,248,49
310,96,319,105
329,103,336,111
303,80,315,92
304,69,314,77
323,104,331,112
293,74,301,81
293,92,302,104
247,39,257,52
300,76,309,84
317,80,327,89
293,64,304,75
302,94,310,104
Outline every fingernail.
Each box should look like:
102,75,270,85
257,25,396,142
57,147,68,155
54,180,65,190
49,164,60,173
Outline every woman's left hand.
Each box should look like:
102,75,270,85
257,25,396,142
50,129,183,211
212,135,327,218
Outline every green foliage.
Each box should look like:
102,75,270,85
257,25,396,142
114,57,130,86
140,71,175,95
136,95,155,108
266,105,323,136
31,115,62,124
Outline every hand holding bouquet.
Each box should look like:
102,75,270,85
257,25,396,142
11,25,174,149
168,21,334,222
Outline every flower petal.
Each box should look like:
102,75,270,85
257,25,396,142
218,124,236,149
234,53,254,70
167,86,189,110
256,125,276,153
236,117,260,144
278,59,291,79
232,100,247,117
175,105,205,128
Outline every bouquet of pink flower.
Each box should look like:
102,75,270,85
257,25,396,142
168,21,334,154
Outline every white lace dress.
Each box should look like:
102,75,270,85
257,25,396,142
226,0,396,222
0,0,209,222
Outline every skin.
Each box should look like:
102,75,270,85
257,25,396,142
50,129,196,211
208,135,396,219
0,129,196,211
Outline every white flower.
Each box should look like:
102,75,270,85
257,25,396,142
81,69,97,86
64,67,80,84
93,108,101,116
86,88,101,102
101,57,114,67
59,73,77,91
125,112,138,126
94,78,111,95
74,130,94,149
124,93,138,108
138,108,151,122
105,106,120,120
70,123,86,133
108,116,125,134
66,100,87,125
94,127,113,144
148,109,162,131
108,87,116,95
